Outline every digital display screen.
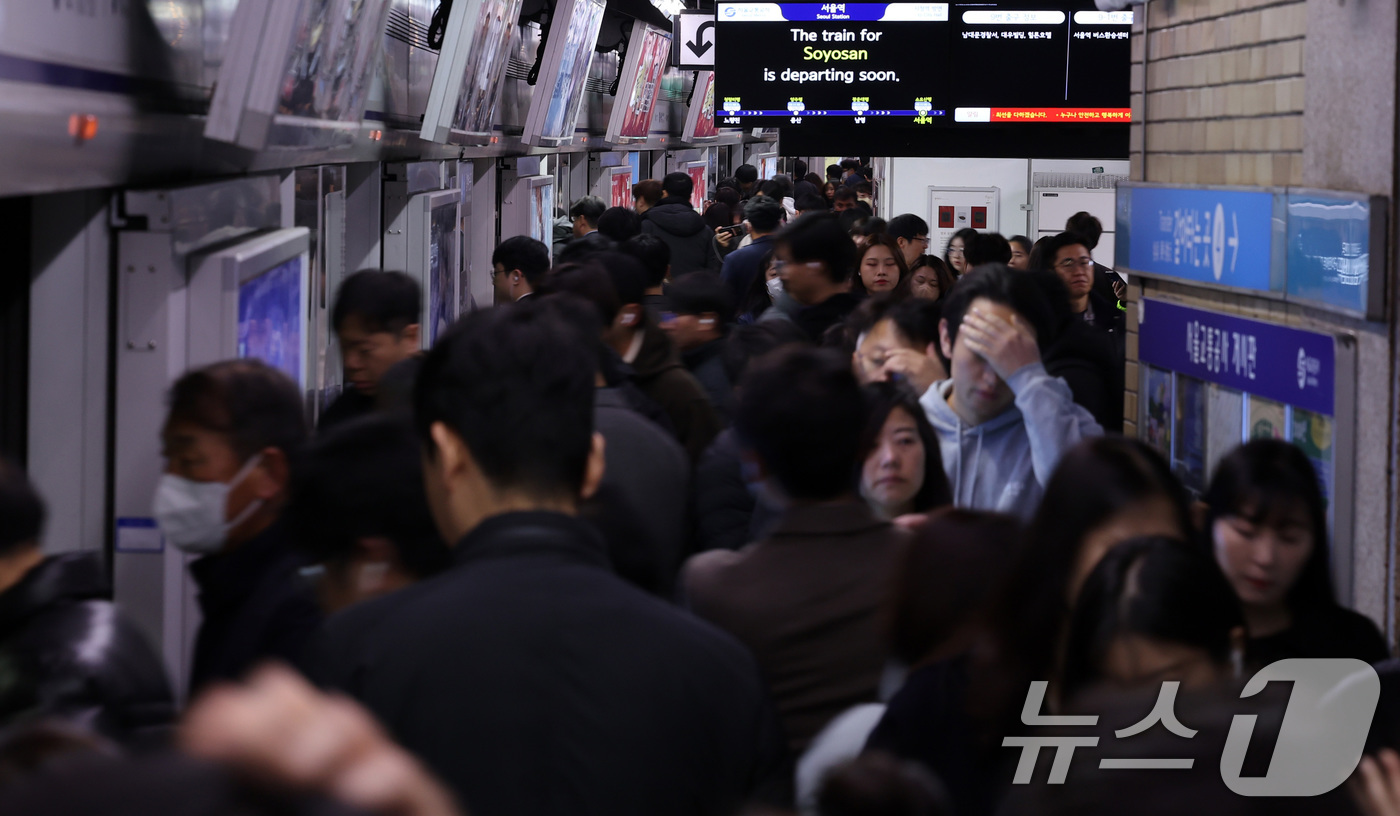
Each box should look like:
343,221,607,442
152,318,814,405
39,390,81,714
274,0,392,135
539,0,607,142
450,0,524,142
238,256,304,386
714,1,1131,157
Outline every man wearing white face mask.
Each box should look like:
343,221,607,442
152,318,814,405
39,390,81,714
154,360,321,695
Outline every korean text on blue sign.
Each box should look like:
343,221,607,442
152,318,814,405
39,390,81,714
1116,186,1280,292
1138,299,1335,416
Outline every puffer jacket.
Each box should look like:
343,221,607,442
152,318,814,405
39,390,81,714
0,552,176,745
640,196,722,276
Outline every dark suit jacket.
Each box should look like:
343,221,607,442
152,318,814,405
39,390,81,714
682,501,908,753
308,511,783,816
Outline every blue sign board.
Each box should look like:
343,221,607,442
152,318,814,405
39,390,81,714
1116,185,1280,292
1138,299,1335,416
1286,190,1383,318
1117,183,1387,319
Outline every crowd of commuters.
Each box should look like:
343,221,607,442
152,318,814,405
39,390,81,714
3,159,1400,816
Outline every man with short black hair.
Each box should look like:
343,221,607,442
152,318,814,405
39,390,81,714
795,193,828,215
0,461,175,744
923,265,1102,517
1040,231,1123,340
720,195,785,306
683,346,908,754
967,232,1012,266
639,172,721,276
826,163,843,183
1065,211,1127,304
662,272,736,424
734,164,759,199
491,235,551,303
619,233,672,321
286,414,451,614
156,360,322,694
596,206,641,242
760,213,861,343
832,186,858,213
840,158,863,188
852,298,947,393
886,214,931,269
854,181,873,206
569,196,606,238
322,270,422,430
310,300,782,816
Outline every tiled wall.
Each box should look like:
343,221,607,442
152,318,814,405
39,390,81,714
1129,0,1306,186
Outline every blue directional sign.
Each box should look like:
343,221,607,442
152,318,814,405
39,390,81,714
1286,189,1386,319
1138,299,1335,416
1115,184,1281,293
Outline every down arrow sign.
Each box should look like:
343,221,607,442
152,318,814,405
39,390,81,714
687,20,715,58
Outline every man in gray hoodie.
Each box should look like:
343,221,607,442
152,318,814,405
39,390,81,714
922,265,1103,518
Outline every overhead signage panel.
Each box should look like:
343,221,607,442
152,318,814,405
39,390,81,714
713,0,1129,162
673,11,717,68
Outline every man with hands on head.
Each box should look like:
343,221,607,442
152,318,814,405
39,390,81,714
920,265,1102,518
853,298,947,395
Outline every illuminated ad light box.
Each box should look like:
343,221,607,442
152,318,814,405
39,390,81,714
605,21,674,143
608,166,634,209
686,161,708,212
421,0,526,145
409,190,462,346
1136,298,1357,598
716,1,1132,157
521,0,608,147
682,71,721,141
206,0,393,149
211,229,313,388
1116,183,1388,320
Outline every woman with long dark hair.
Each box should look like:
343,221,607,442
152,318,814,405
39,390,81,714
735,249,779,324
865,437,1194,816
944,228,979,277
852,235,911,299
857,382,952,520
1204,438,1387,666
1060,536,1245,703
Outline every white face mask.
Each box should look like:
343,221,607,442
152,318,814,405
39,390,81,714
766,277,784,299
153,454,265,554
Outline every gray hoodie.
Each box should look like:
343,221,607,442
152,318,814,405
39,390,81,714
921,362,1103,519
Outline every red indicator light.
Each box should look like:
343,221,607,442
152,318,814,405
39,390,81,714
68,114,98,142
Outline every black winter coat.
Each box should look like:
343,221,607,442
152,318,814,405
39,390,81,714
641,196,723,276
188,522,322,695
307,511,785,816
694,429,755,553
1044,315,1124,434
682,338,734,426
0,553,175,745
